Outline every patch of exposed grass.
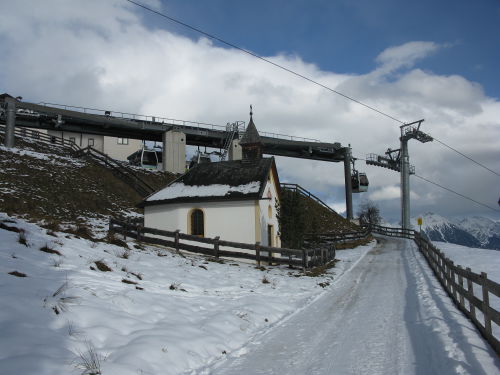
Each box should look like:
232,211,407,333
121,279,138,285
305,259,339,277
40,244,62,256
0,222,22,233
8,270,27,277
105,233,128,248
262,276,270,284
94,260,112,272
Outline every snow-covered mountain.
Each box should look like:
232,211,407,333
411,213,500,250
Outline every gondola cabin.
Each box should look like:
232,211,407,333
127,147,163,170
352,171,369,193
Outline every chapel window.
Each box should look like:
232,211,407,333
191,209,204,236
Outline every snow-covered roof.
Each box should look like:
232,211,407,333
146,181,261,202
141,157,277,206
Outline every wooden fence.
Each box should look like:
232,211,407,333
369,224,499,355
280,183,338,215
109,218,348,270
413,232,500,355
75,146,155,197
0,124,80,153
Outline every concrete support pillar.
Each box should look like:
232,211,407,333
400,139,410,229
229,139,242,161
343,146,353,220
4,98,16,148
162,130,186,174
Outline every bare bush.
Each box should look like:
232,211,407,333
43,281,78,315
74,340,104,375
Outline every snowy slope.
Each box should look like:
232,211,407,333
0,213,375,375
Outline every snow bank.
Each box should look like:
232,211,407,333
0,213,374,375
434,241,500,283
147,181,261,201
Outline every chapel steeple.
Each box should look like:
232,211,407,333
239,105,263,163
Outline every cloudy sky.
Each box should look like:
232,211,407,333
1,0,499,222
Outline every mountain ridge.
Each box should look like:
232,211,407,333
411,213,500,250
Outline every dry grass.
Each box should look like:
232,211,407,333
74,340,104,375
40,244,62,256
94,260,112,272
8,270,27,277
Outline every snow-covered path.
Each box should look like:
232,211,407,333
207,238,499,375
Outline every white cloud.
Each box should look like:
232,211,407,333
375,41,442,73
1,1,499,222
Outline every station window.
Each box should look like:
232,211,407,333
88,138,94,146
117,138,129,145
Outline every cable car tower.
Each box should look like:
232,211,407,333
366,119,432,229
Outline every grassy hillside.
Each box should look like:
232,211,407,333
0,137,174,235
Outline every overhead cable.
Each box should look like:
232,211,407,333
124,0,405,124
126,0,499,180
414,174,500,213
433,137,500,178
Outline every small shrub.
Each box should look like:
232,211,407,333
40,244,62,256
68,321,84,338
8,270,27,277
262,276,270,284
43,282,78,315
198,265,207,270
18,231,28,246
135,286,144,290
74,340,104,375
318,281,330,288
94,260,112,272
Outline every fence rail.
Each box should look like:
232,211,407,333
0,124,80,153
108,219,362,270
414,232,500,355
280,183,338,215
75,146,155,197
369,224,499,355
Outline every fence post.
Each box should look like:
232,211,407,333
480,272,492,336
214,236,220,259
136,224,142,242
255,242,261,267
108,219,114,236
466,267,476,319
450,260,457,302
457,265,465,309
174,230,180,252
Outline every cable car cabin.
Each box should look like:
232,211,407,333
127,147,163,170
352,171,369,193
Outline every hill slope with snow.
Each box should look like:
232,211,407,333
412,213,500,250
0,213,375,375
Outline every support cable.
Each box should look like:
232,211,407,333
126,1,499,180
433,137,500,177
125,0,405,124
414,174,499,213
